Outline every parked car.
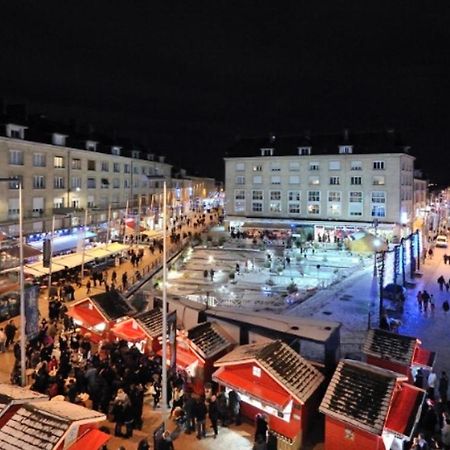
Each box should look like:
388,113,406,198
436,235,448,248
382,283,406,301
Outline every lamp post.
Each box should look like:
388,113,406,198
0,177,25,385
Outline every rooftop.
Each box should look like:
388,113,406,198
90,290,135,321
319,359,407,435
187,321,233,359
215,340,324,404
134,308,163,338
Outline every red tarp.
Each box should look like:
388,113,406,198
213,366,291,411
385,384,425,438
67,303,105,328
111,319,146,342
67,429,110,450
158,346,199,369
412,347,436,369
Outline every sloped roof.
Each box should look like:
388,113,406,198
0,384,47,416
134,308,163,338
215,340,324,404
363,329,417,365
0,401,104,450
319,359,407,435
225,130,409,158
90,290,135,321
188,321,233,359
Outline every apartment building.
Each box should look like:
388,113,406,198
224,130,415,239
0,120,173,235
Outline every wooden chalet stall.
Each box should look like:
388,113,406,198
363,328,436,383
67,290,135,343
0,384,47,418
0,399,108,450
319,359,426,450
213,340,324,450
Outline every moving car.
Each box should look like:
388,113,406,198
382,283,406,301
436,235,448,248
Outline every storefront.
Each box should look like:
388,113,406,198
363,328,436,384
320,359,426,450
213,340,325,449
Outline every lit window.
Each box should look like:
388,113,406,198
53,156,64,169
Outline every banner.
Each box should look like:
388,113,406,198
25,285,40,339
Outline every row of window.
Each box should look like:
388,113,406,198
235,190,386,203
8,151,161,175
236,160,386,172
8,175,150,190
259,146,355,157
235,175,387,186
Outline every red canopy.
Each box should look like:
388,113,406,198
385,384,426,438
213,366,291,411
111,319,146,342
67,429,110,450
412,347,436,369
67,303,105,328
157,345,199,369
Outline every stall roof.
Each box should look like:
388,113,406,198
67,429,110,450
134,308,163,338
385,384,426,439
67,302,105,327
412,347,436,370
363,328,417,365
110,318,146,342
319,359,408,436
188,321,233,360
206,308,340,343
0,384,47,417
215,340,324,405
157,346,199,369
0,401,104,450
90,290,135,321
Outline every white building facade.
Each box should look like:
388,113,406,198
224,132,415,239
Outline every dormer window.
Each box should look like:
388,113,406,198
131,150,140,159
6,124,27,140
111,146,121,156
52,133,68,146
298,147,311,156
261,148,274,156
339,145,353,154
86,140,98,152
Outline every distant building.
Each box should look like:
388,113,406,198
224,130,415,240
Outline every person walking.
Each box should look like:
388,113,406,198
443,299,450,314
207,395,219,439
438,275,446,291
417,291,423,311
439,371,449,405
86,280,91,295
194,396,207,440
0,328,6,353
4,320,17,349
422,291,430,313
428,370,438,400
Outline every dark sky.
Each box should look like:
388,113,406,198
1,1,449,182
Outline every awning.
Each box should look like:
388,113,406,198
385,384,426,439
67,303,105,328
157,346,199,369
412,347,436,369
213,366,291,411
241,222,293,230
67,428,110,450
111,319,146,342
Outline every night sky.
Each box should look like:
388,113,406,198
1,2,449,183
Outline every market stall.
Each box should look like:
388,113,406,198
320,359,426,450
67,290,135,343
213,340,325,450
0,383,47,418
363,328,436,383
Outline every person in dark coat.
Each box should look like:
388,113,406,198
439,371,449,405
157,431,174,450
5,320,17,348
207,395,219,438
194,396,207,439
129,383,144,430
255,413,268,443
137,438,150,450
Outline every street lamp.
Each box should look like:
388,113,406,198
0,177,26,386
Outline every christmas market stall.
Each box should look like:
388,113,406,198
0,383,47,418
67,290,135,343
213,340,325,450
363,328,436,383
0,399,109,450
319,359,426,450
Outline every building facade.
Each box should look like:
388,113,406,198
224,131,415,239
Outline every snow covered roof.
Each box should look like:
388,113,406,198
0,384,47,417
188,321,233,359
215,340,324,404
363,329,417,365
134,308,163,338
31,400,105,422
206,307,340,342
319,359,408,435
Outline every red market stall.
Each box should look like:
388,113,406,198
363,328,436,383
67,428,111,450
213,340,325,449
67,290,135,343
319,359,426,450
0,399,107,450
0,383,47,418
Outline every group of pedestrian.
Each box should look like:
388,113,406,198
417,290,436,313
